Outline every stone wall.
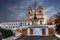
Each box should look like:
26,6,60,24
21,28,55,36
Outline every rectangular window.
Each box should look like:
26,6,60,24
20,22,22,26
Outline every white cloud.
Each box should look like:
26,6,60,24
8,6,21,18
7,0,57,20
19,0,36,8
43,6,57,20
8,6,18,14
18,12,24,17
19,0,44,8
43,6,54,13
17,12,25,20
37,0,44,6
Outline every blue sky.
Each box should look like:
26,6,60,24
0,0,60,20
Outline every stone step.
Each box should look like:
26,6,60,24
20,36,60,40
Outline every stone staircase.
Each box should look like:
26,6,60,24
20,36,60,40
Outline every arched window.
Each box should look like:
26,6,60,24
20,22,22,26
40,21,42,25
25,22,26,26
28,21,30,25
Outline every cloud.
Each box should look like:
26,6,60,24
7,6,19,19
19,0,44,8
43,6,54,14
18,12,25,17
43,6,57,20
6,0,57,20
8,5,26,20
7,0,45,18
37,0,45,6
7,3,57,20
19,0,36,8
17,12,25,20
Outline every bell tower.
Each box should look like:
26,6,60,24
37,5,44,25
26,7,33,20
27,7,32,16
26,7,33,26
37,6,43,14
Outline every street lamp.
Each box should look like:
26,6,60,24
55,18,57,19
0,32,2,40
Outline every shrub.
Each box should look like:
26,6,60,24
2,30,13,38
0,27,13,38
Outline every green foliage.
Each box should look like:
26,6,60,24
0,27,3,32
55,15,60,24
0,27,13,38
55,15,60,32
55,27,59,31
2,30,13,38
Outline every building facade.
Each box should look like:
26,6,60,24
0,5,44,29
26,5,44,25
0,5,55,36
47,12,60,25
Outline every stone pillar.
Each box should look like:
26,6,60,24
27,28,30,36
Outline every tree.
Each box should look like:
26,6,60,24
2,30,13,38
55,15,60,34
0,27,13,38
0,27,3,33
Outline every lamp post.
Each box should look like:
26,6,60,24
54,15,60,35
54,17,57,26
0,32,2,40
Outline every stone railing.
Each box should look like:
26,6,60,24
4,33,22,40
12,33,22,40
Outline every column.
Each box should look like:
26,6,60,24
27,28,30,36
46,28,49,36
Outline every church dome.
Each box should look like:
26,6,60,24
37,5,43,10
27,7,32,11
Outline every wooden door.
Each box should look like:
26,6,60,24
48,28,54,35
42,28,46,36
22,28,27,35
30,28,33,36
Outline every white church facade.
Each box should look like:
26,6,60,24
0,5,55,36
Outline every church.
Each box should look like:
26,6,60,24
26,4,44,25
21,4,55,36
0,4,55,36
